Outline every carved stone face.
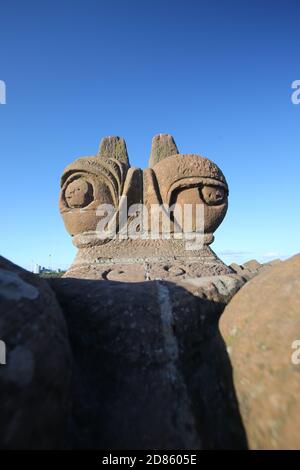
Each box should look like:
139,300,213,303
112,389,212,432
64,177,94,209
59,136,229,245
171,183,228,233
147,153,228,238
201,185,227,206
60,156,127,237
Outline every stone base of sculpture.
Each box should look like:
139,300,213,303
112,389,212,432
64,240,232,281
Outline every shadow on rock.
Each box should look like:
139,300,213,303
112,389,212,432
49,277,248,450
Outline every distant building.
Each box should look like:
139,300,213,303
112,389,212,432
33,264,40,274
32,264,64,275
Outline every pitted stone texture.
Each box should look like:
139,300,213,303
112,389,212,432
150,153,228,205
220,254,300,450
64,260,233,282
147,260,233,281
63,243,232,281
0,256,72,449
65,178,94,209
181,274,246,305
106,265,145,282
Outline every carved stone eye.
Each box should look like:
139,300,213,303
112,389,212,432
201,185,226,205
65,178,94,208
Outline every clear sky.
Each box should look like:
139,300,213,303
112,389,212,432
0,0,299,271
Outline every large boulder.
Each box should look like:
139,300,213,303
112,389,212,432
0,257,72,449
50,275,247,449
220,254,300,449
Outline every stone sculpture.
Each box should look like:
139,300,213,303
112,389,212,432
60,134,231,281
1,132,299,450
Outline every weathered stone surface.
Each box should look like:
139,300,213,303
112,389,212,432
98,136,129,166
230,258,283,281
63,242,233,281
149,134,179,168
242,259,261,271
59,154,129,237
146,153,228,238
59,135,231,281
50,276,247,449
220,254,300,449
229,262,245,274
229,263,257,281
264,258,282,267
0,256,72,449
105,264,145,282
181,274,246,305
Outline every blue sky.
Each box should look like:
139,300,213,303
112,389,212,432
0,0,299,271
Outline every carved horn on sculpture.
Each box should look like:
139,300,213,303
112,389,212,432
98,136,129,166
149,134,179,168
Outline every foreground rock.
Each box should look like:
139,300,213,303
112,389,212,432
50,275,247,450
3,246,299,449
220,254,300,449
0,257,72,449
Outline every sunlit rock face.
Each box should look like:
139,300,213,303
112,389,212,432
146,152,228,237
59,134,231,281
220,254,300,450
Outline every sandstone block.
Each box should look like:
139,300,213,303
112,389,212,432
220,254,300,449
